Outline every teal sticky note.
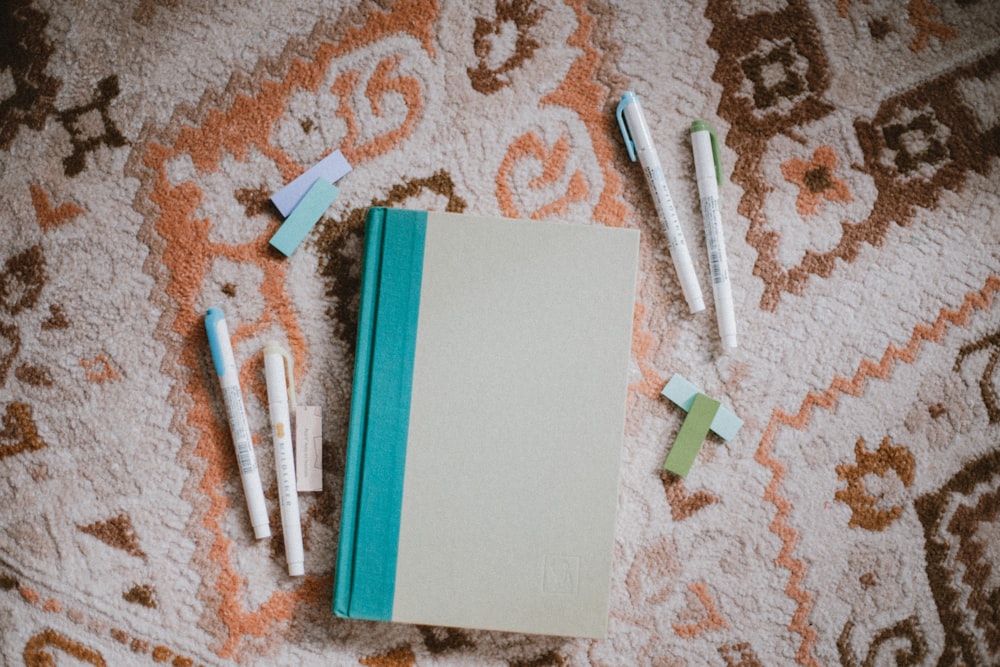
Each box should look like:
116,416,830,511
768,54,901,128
662,393,720,478
270,179,339,256
661,374,742,441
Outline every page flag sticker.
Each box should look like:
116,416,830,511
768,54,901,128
662,393,720,478
660,374,742,478
661,373,742,441
269,179,339,256
295,405,322,491
271,150,352,217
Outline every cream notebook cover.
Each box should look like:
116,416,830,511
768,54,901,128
334,208,639,638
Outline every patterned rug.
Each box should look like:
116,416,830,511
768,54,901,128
2,0,999,664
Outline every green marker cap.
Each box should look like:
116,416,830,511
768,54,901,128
690,119,722,186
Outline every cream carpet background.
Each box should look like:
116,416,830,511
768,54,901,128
2,1,999,665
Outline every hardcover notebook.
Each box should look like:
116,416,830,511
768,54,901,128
334,208,639,638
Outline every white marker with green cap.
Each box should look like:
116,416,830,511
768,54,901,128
691,119,737,350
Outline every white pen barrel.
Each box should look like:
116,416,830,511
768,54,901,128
210,313,271,540
691,129,737,349
714,285,737,350
644,160,704,314
624,99,705,313
264,349,304,576
219,380,271,538
691,131,720,198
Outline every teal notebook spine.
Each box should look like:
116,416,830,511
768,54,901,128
333,208,384,617
333,208,427,620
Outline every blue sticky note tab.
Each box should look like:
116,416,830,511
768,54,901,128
269,179,339,256
271,150,352,217
661,373,742,441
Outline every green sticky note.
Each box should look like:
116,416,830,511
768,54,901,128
662,393,720,478
270,179,339,256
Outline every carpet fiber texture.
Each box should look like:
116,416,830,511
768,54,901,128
2,0,1000,665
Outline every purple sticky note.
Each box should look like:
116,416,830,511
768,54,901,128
271,150,351,217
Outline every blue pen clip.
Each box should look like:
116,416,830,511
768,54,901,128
615,92,638,162
690,119,722,186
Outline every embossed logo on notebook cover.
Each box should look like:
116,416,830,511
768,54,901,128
542,555,581,595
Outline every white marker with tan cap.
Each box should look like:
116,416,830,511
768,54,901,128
264,342,304,576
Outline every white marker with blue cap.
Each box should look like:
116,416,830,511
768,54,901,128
616,91,704,313
205,307,271,539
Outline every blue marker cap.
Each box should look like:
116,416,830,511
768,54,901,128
615,91,638,162
205,308,228,377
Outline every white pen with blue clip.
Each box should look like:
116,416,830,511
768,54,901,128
691,120,737,349
205,308,271,539
617,92,705,313
263,342,304,576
